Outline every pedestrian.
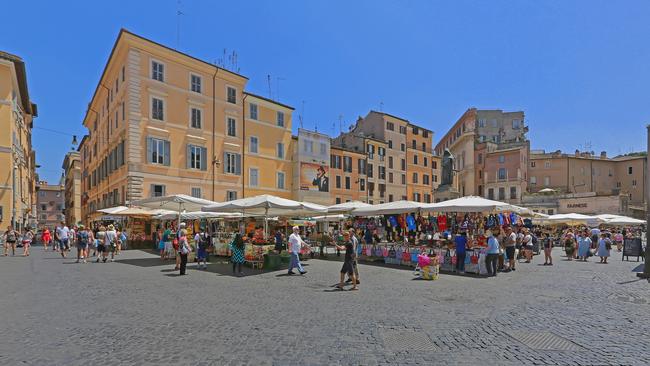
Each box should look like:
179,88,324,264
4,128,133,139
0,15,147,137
115,227,123,255
598,232,611,264
178,228,191,275
229,233,245,276
577,230,592,261
69,225,77,253
563,229,576,260
173,223,185,270
454,230,467,273
287,226,308,275
96,226,107,262
274,229,284,254
85,228,94,261
346,228,360,284
335,231,358,291
56,222,70,258
76,225,89,263
162,225,172,260
503,226,517,272
3,226,18,256
542,232,553,265
485,230,500,277
195,227,209,269
21,228,33,256
522,228,533,263
41,227,51,250
105,224,118,262
614,230,624,252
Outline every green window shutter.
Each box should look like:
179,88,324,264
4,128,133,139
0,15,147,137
201,147,207,171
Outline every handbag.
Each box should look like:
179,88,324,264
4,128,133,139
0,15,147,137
382,246,389,257
401,247,411,263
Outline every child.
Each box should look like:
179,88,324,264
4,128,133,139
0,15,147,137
195,228,210,270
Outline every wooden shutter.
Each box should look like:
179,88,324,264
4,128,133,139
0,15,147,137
146,137,152,164
187,145,192,169
223,152,228,174
163,140,171,166
235,154,241,175
201,147,207,171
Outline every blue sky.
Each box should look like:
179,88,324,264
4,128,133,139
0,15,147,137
4,0,650,183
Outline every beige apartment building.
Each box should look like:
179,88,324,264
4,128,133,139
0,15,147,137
0,51,38,232
435,108,529,202
36,182,64,230
527,150,646,216
62,151,82,226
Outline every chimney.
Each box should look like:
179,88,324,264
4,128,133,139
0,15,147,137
600,151,607,159
575,149,580,157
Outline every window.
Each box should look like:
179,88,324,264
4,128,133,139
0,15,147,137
190,74,202,93
399,126,407,134
277,111,285,127
249,136,259,154
510,187,517,199
544,161,551,168
249,103,258,119
412,172,418,184
40,204,46,211
423,174,430,185
358,159,366,174
433,175,437,183
413,193,421,202
121,102,125,121
512,119,521,129
227,191,237,201
401,159,406,171
152,184,165,197
422,142,426,152
345,176,351,189
544,176,550,186
187,145,207,170
488,188,494,200
249,168,259,187
335,197,341,204
386,122,394,131
152,97,164,121
400,143,405,152
477,153,482,164
151,60,164,82
632,179,637,187
330,155,341,169
367,164,373,178
277,172,285,189
498,168,507,180
628,166,633,175
413,155,418,165
531,161,536,168
412,126,419,135
424,157,428,167
335,175,341,189
147,137,169,165
388,156,393,169
227,87,236,104
478,119,485,127
227,117,236,137
498,155,505,163
359,178,365,191
401,174,406,185
343,156,352,172
530,176,537,185
191,187,202,198
224,152,241,175
303,140,313,153
411,140,416,149
190,108,202,129
388,140,393,149
320,143,327,155
388,172,393,183
388,194,394,202
379,166,386,180
432,161,437,169
121,66,125,82
276,143,285,159
498,187,505,200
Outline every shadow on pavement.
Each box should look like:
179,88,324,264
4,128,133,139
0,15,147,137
116,257,173,267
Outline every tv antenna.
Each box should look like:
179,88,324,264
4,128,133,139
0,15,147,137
176,0,184,49
267,74,272,99
338,115,343,135
299,100,305,129
379,101,384,112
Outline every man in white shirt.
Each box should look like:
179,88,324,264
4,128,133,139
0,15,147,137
288,226,307,275
56,222,70,258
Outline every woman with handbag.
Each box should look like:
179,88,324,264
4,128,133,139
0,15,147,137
178,228,192,275
229,233,245,277
597,232,611,264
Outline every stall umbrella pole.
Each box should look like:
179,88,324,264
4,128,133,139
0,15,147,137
264,206,269,240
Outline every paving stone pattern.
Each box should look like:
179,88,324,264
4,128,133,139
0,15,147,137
0,247,648,365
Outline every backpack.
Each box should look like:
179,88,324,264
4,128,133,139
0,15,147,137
198,233,210,250
120,232,127,243
531,235,538,246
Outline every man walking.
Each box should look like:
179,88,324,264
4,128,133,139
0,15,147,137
503,226,517,272
56,222,70,258
346,228,360,284
288,226,307,275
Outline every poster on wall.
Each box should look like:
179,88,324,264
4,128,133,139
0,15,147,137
300,162,329,192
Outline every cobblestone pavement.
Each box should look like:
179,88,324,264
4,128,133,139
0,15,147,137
0,246,648,366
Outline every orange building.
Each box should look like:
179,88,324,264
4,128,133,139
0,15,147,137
329,145,367,204
406,124,434,203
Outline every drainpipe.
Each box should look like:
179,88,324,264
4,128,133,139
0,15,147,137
212,68,219,201
12,158,17,230
242,93,248,197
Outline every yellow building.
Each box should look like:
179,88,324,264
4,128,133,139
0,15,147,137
0,51,37,232
62,151,82,226
242,92,294,199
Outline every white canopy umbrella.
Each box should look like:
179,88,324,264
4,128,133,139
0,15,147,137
603,216,645,226
327,201,372,214
538,188,557,193
534,213,604,226
352,200,425,216
596,214,626,221
97,206,128,214
424,196,517,213
312,214,347,222
202,194,327,237
155,211,242,220
112,207,165,217
132,194,220,229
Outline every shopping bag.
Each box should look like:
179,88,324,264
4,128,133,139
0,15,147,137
365,245,372,256
382,246,389,258
401,247,411,263
417,253,431,267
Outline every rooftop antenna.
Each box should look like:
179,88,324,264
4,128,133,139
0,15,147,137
299,100,305,129
176,0,184,49
339,115,343,135
379,101,384,112
267,74,272,99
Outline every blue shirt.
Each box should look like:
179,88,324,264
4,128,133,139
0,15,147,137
487,236,500,254
455,235,467,254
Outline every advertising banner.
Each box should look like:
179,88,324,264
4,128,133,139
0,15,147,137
300,162,329,192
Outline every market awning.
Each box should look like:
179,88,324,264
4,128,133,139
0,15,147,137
97,206,128,214
533,213,604,226
327,201,372,214
351,200,425,216
155,211,242,220
202,194,327,217
424,196,518,213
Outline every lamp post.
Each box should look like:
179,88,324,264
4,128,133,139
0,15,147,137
637,125,650,278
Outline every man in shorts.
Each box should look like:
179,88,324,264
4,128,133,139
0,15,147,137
76,225,89,263
56,222,70,258
346,228,361,284
503,226,517,272
335,232,358,291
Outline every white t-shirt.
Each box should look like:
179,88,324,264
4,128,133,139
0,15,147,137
288,233,302,254
105,230,117,245
523,234,532,246
57,226,70,240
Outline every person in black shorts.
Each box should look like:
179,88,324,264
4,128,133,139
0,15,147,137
335,232,358,291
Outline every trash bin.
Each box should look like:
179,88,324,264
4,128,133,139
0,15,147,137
264,253,282,271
